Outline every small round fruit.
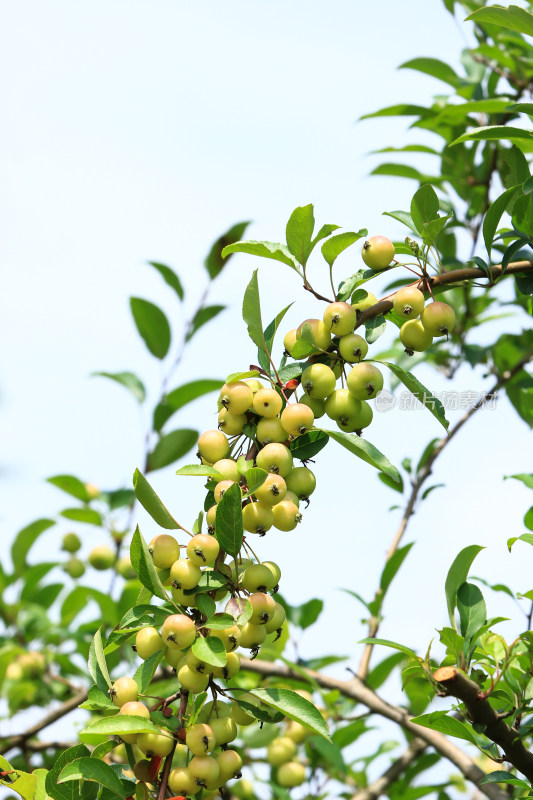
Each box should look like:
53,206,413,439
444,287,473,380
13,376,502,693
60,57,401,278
227,557,252,581
262,560,281,586
116,556,136,579
352,291,377,312
347,363,384,400
111,676,138,707
249,592,276,624
218,409,246,435
392,286,425,318
244,378,263,393
230,693,260,725
280,403,314,437
217,748,242,782
285,466,316,500
186,649,210,674
188,755,220,787
149,534,180,569
277,761,306,787
136,627,164,660
339,333,369,363
161,614,197,649
361,236,395,270
242,502,274,534
239,622,267,648
61,532,81,553
283,328,298,356
210,622,241,652
206,504,217,531
325,388,360,424
213,458,240,482
187,533,220,565
164,649,187,669
256,443,293,476
272,500,302,532
178,665,210,693
264,602,286,634
137,731,174,758
400,319,433,353
323,301,356,336
171,583,198,608
214,479,236,504
218,381,253,415
211,716,238,746
256,417,287,444
197,430,229,463
267,736,297,766
119,701,150,743
88,545,115,571
285,720,309,742
421,301,455,337
212,651,241,680
241,563,275,592
186,723,216,755
301,363,336,399
252,388,283,418
199,700,232,722
168,766,197,796
64,557,85,579
299,394,326,418
170,558,201,590
133,761,152,782
296,318,331,351
254,473,287,506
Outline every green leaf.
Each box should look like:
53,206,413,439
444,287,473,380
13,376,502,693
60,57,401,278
130,526,170,602
222,240,302,275
79,715,164,737
371,164,441,183
60,587,117,627
399,58,460,88
215,482,244,557
60,508,103,525
506,473,533,489
130,297,171,359
378,362,449,430
245,467,268,494
483,185,521,258
259,304,293,373
133,468,181,529
480,771,531,789
133,651,163,693
308,735,346,774
45,745,91,800
186,304,225,342
421,214,454,245
92,371,146,403
358,637,418,659
242,270,265,353
310,223,340,251
380,543,413,597
321,231,366,267
153,379,224,431
445,545,484,628
337,268,374,301
79,685,116,711
457,582,486,642
176,464,223,479
205,221,251,279
0,757,37,800
147,428,198,471
47,474,91,502
196,594,216,618
58,758,126,799
292,598,323,630
411,711,478,745
250,688,330,741
466,4,533,37
360,104,434,121
365,315,387,344
226,370,261,383
507,533,533,551
289,431,329,461
383,209,419,234
11,518,55,575
88,628,112,691
410,184,439,234
148,261,184,301
286,204,315,265
321,428,401,484
192,635,227,667
450,126,533,147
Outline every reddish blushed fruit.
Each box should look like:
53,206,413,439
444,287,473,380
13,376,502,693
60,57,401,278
361,236,395,270
248,592,276,624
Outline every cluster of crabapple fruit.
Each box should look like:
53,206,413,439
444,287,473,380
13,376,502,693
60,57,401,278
60,531,136,581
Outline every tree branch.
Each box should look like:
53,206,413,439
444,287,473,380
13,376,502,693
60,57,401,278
349,738,428,800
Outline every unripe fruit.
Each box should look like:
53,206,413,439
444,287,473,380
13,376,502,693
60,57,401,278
168,766,197,796
239,621,267,648
64,557,85,579
170,558,201,590
206,504,217,531
199,700,233,722
421,301,455,336
172,583,198,607
301,363,336,399
137,732,174,758
299,394,326,418
283,490,300,508
323,301,356,336
262,560,282,585
325,388,361,426
242,502,274,534
119,701,150,743
197,430,229,463
210,716,238,746
217,749,242,782
361,235,395,270
61,532,81,553
133,761,152,782
392,286,425,318
186,723,216,755
255,443,293,476
213,458,240,482
161,614,197,650
277,761,306,787
347,363,384,400
217,409,246,435
111,676,138,707
339,332,369,363
400,319,433,353
254,473,287,506
210,624,242,652
188,755,220,787
285,720,309,742
264,602,286,634
256,417,287,444
280,403,314,437
228,557,252,581
285,466,316,500
149,534,180,569
252,388,283,418
244,378,263,393
283,328,298,356
230,693,260,725
178,664,210,693
267,736,297,766
296,318,331,351
164,649,187,669
212,650,241,680
352,291,377,312
241,563,275,592
187,533,220,565
136,627,164,660
249,592,276,624
89,545,115,571
116,556,136,579
214,479,236,504
272,500,302,531
186,649,210,674
218,381,253,415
